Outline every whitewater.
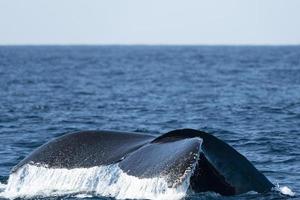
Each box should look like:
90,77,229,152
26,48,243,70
0,164,295,200
0,163,194,200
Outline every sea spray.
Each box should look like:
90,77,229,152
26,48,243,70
275,183,295,197
0,182,6,192
0,163,195,200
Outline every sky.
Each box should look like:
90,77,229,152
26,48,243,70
0,0,300,45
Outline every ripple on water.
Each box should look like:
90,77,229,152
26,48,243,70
0,46,299,198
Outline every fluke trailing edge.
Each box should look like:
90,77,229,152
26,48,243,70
12,129,274,196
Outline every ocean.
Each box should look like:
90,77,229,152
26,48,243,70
0,46,299,199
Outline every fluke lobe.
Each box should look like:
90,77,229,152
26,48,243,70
12,129,274,196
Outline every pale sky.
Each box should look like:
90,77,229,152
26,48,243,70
1,0,300,45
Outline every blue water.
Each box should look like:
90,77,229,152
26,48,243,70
0,46,299,199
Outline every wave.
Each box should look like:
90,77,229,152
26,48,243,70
0,163,193,200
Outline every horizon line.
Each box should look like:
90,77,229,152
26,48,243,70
1,43,300,47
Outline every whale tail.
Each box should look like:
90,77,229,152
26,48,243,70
10,129,274,197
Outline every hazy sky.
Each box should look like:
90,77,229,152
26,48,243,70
1,0,300,45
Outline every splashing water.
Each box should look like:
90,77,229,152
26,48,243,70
0,182,6,192
0,164,192,200
275,184,296,197
0,164,297,199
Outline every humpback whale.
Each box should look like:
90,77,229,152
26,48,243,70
10,129,274,197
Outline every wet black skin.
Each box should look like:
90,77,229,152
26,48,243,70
12,129,274,196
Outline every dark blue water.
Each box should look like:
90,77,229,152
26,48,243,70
0,46,299,199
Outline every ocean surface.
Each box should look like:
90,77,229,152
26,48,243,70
0,46,299,199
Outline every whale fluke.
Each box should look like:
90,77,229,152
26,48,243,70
12,130,155,171
11,129,274,196
155,129,274,195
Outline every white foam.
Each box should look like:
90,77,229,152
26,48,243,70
74,193,93,198
276,185,296,197
0,163,193,200
0,182,6,192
